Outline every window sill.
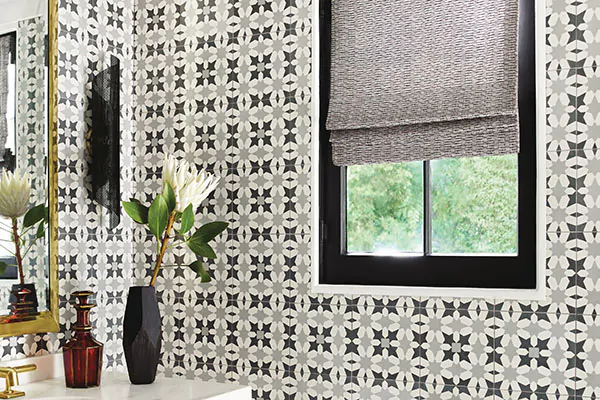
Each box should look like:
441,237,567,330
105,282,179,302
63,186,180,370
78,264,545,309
311,283,547,301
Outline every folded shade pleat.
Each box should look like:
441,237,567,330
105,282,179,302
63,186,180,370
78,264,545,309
326,0,520,166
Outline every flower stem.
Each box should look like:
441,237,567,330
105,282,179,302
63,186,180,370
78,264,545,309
149,212,177,287
12,218,24,286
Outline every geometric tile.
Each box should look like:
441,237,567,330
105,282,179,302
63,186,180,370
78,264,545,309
545,0,578,72
229,166,288,237
576,230,600,314
493,311,577,396
284,164,312,236
419,306,495,391
287,371,352,400
228,234,288,303
545,69,577,153
353,377,419,400
575,313,600,398
546,150,578,233
226,299,287,371
545,231,578,309
578,1,600,69
227,32,289,106
287,301,353,379
577,67,600,151
353,304,420,384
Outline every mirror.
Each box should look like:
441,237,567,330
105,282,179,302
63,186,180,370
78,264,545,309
0,0,58,335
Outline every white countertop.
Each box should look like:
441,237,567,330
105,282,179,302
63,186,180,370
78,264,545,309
18,371,252,400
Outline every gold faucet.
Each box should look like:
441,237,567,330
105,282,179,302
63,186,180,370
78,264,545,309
0,364,36,399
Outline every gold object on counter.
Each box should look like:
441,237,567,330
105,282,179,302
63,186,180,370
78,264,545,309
0,364,37,399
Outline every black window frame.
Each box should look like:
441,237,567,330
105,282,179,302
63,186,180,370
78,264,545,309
319,0,538,289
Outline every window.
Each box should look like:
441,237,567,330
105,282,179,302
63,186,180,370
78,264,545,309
318,0,541,293
346,155,519,256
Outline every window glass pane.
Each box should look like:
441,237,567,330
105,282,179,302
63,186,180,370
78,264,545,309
346,162,423,253
431,155,518,254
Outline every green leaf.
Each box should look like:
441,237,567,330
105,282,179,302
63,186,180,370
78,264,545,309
23,204,45,228
0,261,6,276
187,240,217,259
192,221,229,243
179,204,194,234
188,260,211,283
148,195,169,239
123,201,149,224
35,222,45,239
163,182,176,213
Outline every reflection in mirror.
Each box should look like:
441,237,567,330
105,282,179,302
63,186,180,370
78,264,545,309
0,0,49,323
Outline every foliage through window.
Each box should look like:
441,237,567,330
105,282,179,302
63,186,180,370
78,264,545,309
346,155,519,255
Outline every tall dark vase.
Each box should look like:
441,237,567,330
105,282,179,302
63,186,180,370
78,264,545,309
123,286,162,385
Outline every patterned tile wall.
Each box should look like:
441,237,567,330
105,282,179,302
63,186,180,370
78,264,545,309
138,0,600,399
0,0,137,370
55,0,138,371
131,0,315,393
3,0,600,399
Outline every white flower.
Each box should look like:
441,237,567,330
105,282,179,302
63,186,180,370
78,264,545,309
162,155,220,213
0,170,31,219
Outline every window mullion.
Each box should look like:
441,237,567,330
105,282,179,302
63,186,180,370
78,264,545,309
424,161,432,255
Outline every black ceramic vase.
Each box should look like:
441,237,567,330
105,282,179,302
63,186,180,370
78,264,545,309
123,286,162,385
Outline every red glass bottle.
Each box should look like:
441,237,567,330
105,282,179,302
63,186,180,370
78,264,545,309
63,290,103,388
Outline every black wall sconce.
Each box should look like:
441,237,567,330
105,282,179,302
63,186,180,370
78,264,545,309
91,55,120,228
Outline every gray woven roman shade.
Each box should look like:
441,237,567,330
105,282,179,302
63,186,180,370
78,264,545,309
326,0,520,166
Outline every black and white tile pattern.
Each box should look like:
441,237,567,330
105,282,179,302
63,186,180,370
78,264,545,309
0,0,137,365
0,16,52,313
4,0,600,399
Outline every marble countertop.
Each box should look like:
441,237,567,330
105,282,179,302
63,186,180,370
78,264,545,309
18,371,252,400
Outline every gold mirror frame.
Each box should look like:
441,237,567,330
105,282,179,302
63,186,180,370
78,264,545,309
0,0,59,337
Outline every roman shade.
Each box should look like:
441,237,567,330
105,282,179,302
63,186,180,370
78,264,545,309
326,0,520,166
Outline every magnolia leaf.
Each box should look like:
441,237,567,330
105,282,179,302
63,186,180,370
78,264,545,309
0,261,6,276
187,240,217,259
35,222,45,239
188,260,211,283
23,204,45,228
43,206,49,223
123,201,149,224
164,182,176,214
148,195,169,239
180,204,194,234
191,221,229,243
